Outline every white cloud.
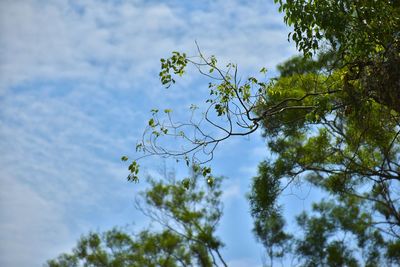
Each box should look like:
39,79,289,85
0,175,72,267
0,85,142,266
0,0,183,93
0,0,294,93
228,258,263,267
222,181,241,202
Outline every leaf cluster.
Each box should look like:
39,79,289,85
47,171,227,267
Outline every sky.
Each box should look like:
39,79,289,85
0,0,307,266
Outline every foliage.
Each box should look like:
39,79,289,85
275,0,400,112
247,1,400,265
248,161,292,266
293,198,386,267
46,171,227,267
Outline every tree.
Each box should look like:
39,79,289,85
276,0,400,113
248,161,292,267
247,1,399,264
246,54,400,265
121,0,400,265
46,171,227,267
293,199,384,267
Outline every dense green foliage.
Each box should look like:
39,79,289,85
248,162,292,266
276,0,400,113
247,0,400,265
47,173,227,267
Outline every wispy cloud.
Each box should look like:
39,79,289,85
228,258,263,267
0,0,294,266
0,175,71,267
0,0,294,92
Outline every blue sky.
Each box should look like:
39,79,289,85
0,0,310,266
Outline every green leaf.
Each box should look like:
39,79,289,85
148,118,155,127
206,176,214,187
181,178,190,190
260,67,267,74
201,167,211,177
135,143,143,152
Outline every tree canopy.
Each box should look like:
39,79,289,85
47,172,227,267
247,2,400,264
